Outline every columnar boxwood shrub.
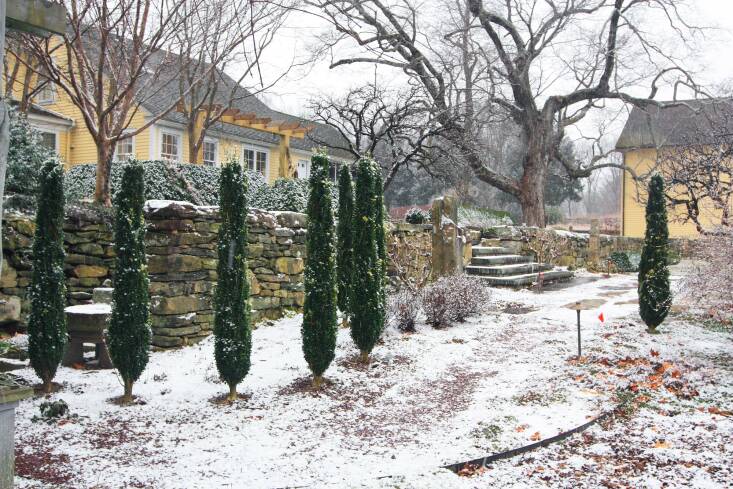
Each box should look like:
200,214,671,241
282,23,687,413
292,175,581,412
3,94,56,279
336,165,354,321
638,175,672,332
302,153,338,387
373,168,387,326
214,161,252,401
108,161,151,403
28,159,66,393
350,157,385,362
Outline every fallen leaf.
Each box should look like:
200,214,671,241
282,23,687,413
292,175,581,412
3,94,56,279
708,407,733,417
650,349,660,357
515,424,529,432
530,431,541,441
654,440,671,449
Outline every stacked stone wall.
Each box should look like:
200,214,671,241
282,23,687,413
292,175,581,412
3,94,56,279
2,206,116,326
386,222,432,287
479,225,691,269
0,201,307,348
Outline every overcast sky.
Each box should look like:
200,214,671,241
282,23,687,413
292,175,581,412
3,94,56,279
250,0,733,126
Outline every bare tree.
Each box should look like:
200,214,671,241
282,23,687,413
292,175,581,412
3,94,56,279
308,83,445,188
4,35,51,112
309,0,703,226
16,0,251,205
652,129,733,233
174,0,291,163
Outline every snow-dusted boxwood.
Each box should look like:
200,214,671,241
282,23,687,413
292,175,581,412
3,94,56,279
405,207,430,224
63,161,329,213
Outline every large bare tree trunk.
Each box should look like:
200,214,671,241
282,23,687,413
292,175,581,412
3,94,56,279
95,143,114,206
518,123,549,227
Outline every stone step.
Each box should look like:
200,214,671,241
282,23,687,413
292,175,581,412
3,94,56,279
475,269,575,287
466,262,553,277
472,246,513,257
470,254,532,266
480,238,502,247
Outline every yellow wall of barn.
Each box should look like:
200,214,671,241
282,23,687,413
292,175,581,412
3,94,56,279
622,148,727,238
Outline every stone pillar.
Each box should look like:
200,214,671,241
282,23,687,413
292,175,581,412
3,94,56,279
0,384,33,488
430,196,466,279
589,219,600,271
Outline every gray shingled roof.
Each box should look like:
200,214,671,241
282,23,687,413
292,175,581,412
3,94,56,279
139,54,354,161
615,98,733,150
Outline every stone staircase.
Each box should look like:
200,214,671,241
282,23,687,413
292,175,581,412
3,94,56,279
465,242,573,287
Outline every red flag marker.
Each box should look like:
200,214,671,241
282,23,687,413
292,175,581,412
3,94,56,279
598,312,605,323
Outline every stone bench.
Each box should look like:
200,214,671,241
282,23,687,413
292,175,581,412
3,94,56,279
62,303,113,369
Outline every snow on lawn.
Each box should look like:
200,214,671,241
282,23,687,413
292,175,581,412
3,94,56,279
12,271,733,488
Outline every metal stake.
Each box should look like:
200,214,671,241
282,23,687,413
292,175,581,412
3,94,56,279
576,309,582,359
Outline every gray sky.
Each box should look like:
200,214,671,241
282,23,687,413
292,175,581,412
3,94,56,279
252,0,733,123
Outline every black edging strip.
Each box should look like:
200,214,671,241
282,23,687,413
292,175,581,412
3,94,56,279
444,410,614,473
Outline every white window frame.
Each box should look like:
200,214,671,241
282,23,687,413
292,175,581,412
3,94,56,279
296,158,310,180
38,130,59,153
114,131,136,161
242,144,269,177
203,137,219,166
35,82,55,105
328,161,340,183
159,128,182,162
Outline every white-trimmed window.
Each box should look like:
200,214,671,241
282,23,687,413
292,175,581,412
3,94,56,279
203,138,218,166
296,159,310,179
115,132,135,161
36,82,55,105
329,161,340,182
160,130,181,162
243,145,268,176
38,131,58,152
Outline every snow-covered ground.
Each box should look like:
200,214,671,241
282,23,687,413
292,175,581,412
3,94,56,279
11,270,733,488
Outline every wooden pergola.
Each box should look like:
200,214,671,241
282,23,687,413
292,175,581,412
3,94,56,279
178,104,314,178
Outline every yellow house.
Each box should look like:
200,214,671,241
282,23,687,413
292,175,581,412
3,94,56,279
615,99,733,238
6,49,353,184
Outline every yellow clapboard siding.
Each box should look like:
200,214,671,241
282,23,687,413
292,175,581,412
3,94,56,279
5,43,315,182
623,148,726,238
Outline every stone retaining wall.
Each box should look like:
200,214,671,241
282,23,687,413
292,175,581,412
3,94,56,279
144,201,306,347
386,222,432,287
0,201,307,348
2,206,116,327
480,225,691,269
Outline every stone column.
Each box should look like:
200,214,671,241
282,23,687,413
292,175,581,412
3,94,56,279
588,219,600,271
0,383,33,488
430,196,466,279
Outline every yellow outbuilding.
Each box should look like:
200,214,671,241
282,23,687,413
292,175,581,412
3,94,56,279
615,99,733,237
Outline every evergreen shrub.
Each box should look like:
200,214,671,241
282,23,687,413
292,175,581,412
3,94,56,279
108,161,151,403
27,159,66,393
301,154,338,386
214,162,252,401
350,158,386,362
336,165,354,319
405,207,429,224
638,175,672,332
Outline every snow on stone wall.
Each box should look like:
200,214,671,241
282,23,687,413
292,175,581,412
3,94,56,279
0,202,307,348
